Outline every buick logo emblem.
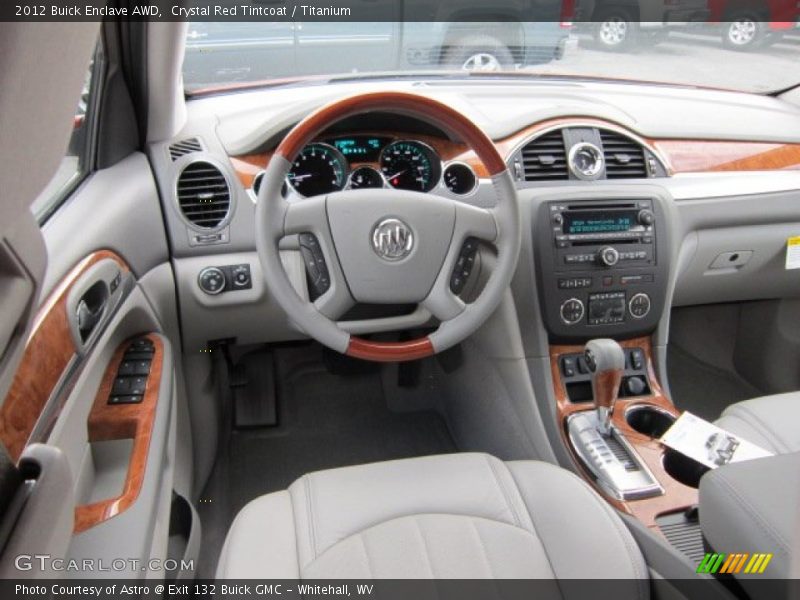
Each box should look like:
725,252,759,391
371,218,414,261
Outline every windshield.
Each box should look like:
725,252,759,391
183,20,800,94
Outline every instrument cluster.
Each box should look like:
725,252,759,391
285,135,478,198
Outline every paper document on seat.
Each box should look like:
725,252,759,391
660,411,773,469
786,236,800,270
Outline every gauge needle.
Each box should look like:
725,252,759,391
290,173,313,181
384,169,407,181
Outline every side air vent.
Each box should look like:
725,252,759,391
519,130,569,181
600,130,647,179
176,161,231,229
169,137,203,161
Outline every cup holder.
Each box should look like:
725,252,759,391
662,448,710,489
625,405,676,439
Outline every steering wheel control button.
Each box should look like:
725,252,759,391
299,233,331,298
629,293,652,319
597,246,620,267
198,267,226,295
371,218,414,261
560,298,585,325
450,237,480,295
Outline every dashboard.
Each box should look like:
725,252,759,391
149,80,800,351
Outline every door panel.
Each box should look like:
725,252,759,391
0,149,187,577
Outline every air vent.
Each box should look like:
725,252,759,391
519,130,568,181
176,161,231,229
600,130,647,179
169,138,203,161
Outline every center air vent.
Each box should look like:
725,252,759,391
176,161,231,229
599,130,647,178
519,130,568,181
169,137,203,161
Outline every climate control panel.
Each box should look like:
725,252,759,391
535,197,669,340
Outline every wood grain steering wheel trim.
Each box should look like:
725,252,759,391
274,92,505,362
346,337,435,362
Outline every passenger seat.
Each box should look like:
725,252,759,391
714,392,800,454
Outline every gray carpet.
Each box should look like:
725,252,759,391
667,343,764,422
195,344,455,577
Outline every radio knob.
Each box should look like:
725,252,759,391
638,209,655,226
597,246,620,267
553,213,564,225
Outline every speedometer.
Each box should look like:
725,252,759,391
379,141,441,193
288,143,347,197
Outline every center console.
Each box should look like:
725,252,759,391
535,198,670,340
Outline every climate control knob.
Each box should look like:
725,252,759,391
597,246,620,267
560,298,585,325
629,293,651,319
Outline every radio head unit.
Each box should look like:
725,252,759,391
535,198,669,341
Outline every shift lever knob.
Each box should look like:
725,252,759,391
585,339,625,436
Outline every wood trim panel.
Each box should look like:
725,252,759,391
550,337,698,533
652,140,800,174
0,251,130,463
346,336,434,363
73,334,163,534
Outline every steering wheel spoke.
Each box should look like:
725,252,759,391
454,202,499,244
286,197,355,320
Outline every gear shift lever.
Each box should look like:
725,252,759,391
585,339,625,436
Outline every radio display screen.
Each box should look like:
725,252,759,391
564,210,639,235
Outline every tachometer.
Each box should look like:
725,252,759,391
379,141,441,193
288,143,347,197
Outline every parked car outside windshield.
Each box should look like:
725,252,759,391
183,20,800,94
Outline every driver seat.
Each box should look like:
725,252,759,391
216,453,648,588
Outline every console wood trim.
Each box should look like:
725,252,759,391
73,334,163,534
0,250,130,463
550,337,698,533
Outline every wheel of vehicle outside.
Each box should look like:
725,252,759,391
594,12,636,51
446,36,514,72
722,18,765,50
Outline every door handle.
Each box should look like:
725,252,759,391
75,281,108,342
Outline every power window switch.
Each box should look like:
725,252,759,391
118,361,135,376
108,395,143,405
112,377,131,395
132,360,151,376
129,377,148,395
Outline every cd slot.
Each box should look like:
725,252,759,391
566,202,638,211
571,238,640,246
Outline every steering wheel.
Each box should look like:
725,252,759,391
255,92,520,362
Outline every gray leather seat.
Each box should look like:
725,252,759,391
217,453,648,589
714,392,800,454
